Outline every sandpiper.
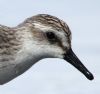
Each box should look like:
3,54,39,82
0,14,94,85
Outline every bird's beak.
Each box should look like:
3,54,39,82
64,48,94,80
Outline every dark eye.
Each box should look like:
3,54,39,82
46,32,57,42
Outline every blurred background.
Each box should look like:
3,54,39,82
0,0,100,94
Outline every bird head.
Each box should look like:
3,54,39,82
21,14,94,80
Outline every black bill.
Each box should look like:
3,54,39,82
64,48,94,80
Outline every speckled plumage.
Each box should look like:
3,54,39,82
0,25,21,61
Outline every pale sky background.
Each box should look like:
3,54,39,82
0,0,100,94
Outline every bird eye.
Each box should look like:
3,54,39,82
46,32,57,42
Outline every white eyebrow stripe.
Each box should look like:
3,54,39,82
33,22,65,34
33,22,53,31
